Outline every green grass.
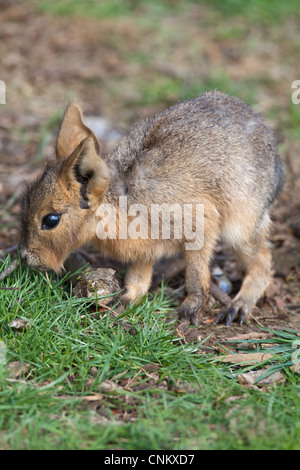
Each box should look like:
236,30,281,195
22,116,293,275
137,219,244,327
36,0,184,19
288,100,300,141
36,0,190,18
202,0,300,24
107,71,257,111
0,255,299,449
36,0,300,24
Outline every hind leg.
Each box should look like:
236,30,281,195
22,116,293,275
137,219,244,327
215,235,271,326
178,208,219,326
177,247,212,326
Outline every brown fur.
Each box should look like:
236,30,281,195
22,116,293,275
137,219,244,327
20,91,283,325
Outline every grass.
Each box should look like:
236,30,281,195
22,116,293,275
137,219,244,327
221,328,300,384
36,0,300,23
202,0,300,23
0,255,299,449
37,0,186,19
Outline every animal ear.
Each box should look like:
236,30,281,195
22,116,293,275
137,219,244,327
56,102,99,160
60,135,109,208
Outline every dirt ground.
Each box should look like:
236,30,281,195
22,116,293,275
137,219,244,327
0,2,299,346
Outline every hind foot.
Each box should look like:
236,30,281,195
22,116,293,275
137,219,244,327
177,294,206,326
214,298,253,326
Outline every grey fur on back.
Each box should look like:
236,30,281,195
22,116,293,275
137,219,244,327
107,91,283,215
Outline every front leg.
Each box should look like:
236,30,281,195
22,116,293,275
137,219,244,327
121,261,153,306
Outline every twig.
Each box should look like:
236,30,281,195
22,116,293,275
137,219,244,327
0,259,19,281
0,286,21,291
5,244,19,254
209,282,232,306
0,244,19,259
99,303,123,318
45,271,53,289
249,312,265,328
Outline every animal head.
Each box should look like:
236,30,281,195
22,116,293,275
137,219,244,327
20,103,110,272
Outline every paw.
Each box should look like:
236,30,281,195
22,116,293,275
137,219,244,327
214,299,251,326
120,293,132,307
177,295,204,326
120,292,145,307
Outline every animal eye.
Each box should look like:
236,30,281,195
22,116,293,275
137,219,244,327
41,213,61,230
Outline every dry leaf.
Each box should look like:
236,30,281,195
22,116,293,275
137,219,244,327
97,380,119,392
54,393,103,401
228,332,270,341
238,368,285,387
81,393,104,401
90,366,98,377
217,352,274,365
204,317,215,324
9,319,30,330
7,361,29,379
224,394,248,403
290,362,300,373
